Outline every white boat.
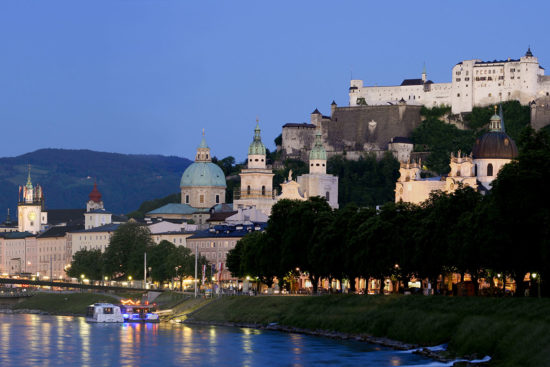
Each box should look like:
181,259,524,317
85,303,124,323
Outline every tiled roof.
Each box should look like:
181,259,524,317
46,209,85,225
147,203,208,215
390,136,413,144
188,223,266,239
37,225,83,238
282,123,316,128
0,231,35,239
400,79,433,86
70,223,120,233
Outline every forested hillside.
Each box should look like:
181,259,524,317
0,149,191,219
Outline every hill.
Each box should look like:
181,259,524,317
0,149,192,219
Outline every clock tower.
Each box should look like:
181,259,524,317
17,167,46,234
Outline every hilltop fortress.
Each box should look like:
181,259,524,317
281,48,550,163
349,48,550,114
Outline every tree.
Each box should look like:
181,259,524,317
66,249,104,280
103,222,155,280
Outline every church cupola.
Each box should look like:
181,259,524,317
87,182,104,211
309,130,327,174
248,119,267,169
195,130,212,163
525,47,533,57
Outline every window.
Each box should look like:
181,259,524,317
199,195,204,204
456,78,461,82
185,195,189,204
457,93,460,97
261,186,266,196
215,195,220,204
247,186,251,195
325,191,330,201
487,163,494,177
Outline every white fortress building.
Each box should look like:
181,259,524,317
350,48,550,114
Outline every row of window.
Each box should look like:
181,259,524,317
185,194,220,204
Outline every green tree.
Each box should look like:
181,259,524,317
103,222,155,280
66,249,104,280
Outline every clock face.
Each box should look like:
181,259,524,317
28,212,36,221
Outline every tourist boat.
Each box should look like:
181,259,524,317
119,299,160,323
85,303,124,323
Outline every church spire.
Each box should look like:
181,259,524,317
26,164,33,189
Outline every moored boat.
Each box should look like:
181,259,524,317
119,300,160,323
85,303,124,323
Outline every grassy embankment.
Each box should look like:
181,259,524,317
188,295,550,367
11,293,120,315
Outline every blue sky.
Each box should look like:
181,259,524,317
0,1,548,162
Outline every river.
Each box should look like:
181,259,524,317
0,314,443,366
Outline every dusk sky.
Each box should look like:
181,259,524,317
1,1,549,162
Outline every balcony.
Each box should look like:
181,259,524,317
234,188,278,200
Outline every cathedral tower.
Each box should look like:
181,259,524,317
234,120,275,215
17,166,46,234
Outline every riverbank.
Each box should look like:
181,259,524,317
1,293,120,316
185,295,550,367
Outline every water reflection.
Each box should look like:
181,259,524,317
0,314,436,366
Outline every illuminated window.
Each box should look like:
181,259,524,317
200,195,204,204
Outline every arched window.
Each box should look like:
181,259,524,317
326,191,330,201
185,195,190,204
261,186,266,196
474,164,478,176
247,186,251,195
487,163,494,177
215,195,220,204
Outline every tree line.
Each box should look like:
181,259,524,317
67,222,210,287
227,128,550,297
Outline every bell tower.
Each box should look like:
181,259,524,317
17,165,45,234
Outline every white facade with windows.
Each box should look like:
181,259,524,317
350,49,550,114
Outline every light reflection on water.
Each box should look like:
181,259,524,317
0,314,436,366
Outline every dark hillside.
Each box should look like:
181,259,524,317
0,149,191,218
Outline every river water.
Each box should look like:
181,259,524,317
0,314,442,366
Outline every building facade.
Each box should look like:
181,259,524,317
234,121,277,216
350,49,550,114
395,110,517,204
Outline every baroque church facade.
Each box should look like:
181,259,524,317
395,108,518,204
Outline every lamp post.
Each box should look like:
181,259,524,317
532,273,541,299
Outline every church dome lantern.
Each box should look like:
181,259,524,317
248,121,267,156
181,132,226,188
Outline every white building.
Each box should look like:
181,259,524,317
278,130,339,209
84,183,113,229
350,48,550,114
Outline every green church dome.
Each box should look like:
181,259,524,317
309,130,327,160
180,162,226,188
248,121,266,155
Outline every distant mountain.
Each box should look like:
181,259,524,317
0,149,192,219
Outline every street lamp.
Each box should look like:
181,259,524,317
532,273,541,299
